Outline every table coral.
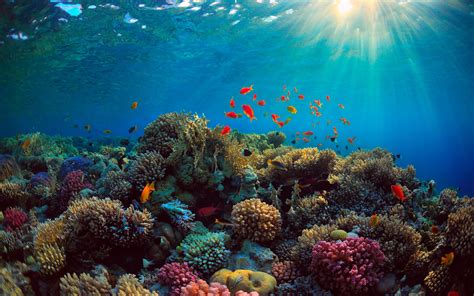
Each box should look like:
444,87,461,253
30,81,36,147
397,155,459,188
0,154,20,181
231,198,281,242
210,269,277,296
157,262,200,296
3,207,28,232
181,279,231,296
310,237,386,295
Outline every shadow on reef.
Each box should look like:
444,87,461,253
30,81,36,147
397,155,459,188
0,112,472,295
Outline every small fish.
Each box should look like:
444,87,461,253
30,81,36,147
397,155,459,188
338,103,345,109
315,111,322,117
340,117,350,125
348,137,356,144
242,148,252,156
21,138,31,151
140,182,155,203
345,145,348,150
431,225,440,234
221,125,231,136
333,127,338,135
303,131,314,136
287,106,297,114
303,137,310,143
369,213,380,227
441,252,454,266
330,136,337,143
142,258,154,269
225,111,242,119
253,93,257,101
240,85,253,95
277,121,285,128
391,184,407,202
257,100,266,106
294,87,298,93
326,95,330,101
283,85,287,91
197,206,221,217
267,159,287,170
314,99,323,108
317,143,323,147
242,105,257,121
120,139,130,146
281,95,286,101
215,218,234,226
395,154,401,159
103,129,112,134
230,97,235,108
129,125,138,134
131,101,138,109
84,124,92,132
298,94,304,99
271,114,280,123
284,117,291,125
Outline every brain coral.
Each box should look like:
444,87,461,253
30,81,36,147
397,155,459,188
179,231,230,275
181,279,231,296
231,198,281,242
310,237,386,295
126,151,166,189
0,154,20,181
157,262,200,296
138,112,183,157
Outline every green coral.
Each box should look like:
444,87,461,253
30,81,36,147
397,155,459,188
330,229,348,240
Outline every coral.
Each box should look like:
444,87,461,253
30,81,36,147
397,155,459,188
329,229,348,240
59,170,93,210
60,272,112,295
287,194,331,232
310,237,386,295
138,112,183,157
0,262,34,295
271,261,301,283
3,207,28,231
211,269,277,296
179,231,230,275
34,216,69,251
126,151,166,189
275,276,332,296
0,230,23,254
181,279,231,296
423,265,452,295
36,242,66,275
59,156,93,180
116,274,159,296
157,262,200,296
446,204,474,259
161,200,195,231
227,240,277,274
0,182,29,208
235,292,259,296
266,131,286,148
0,154,20,181
27,171,57,199
290,224,336,266
273,239,297,262
231,198,281,242
96,170,132,203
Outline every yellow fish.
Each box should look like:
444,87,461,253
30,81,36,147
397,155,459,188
287,106,297,114
441,252,454,266
140,182,155,203
103,129,112,134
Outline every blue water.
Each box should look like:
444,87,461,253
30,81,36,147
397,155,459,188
0,0,473,194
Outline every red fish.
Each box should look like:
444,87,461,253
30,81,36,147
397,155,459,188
240,85,253,95
391,184,407,202
303,131,314,136
326,95,330,101
281,95,286,101
225,111,241,119
315,111,322,117
197,206,221,217
277,121,285,128
298,94,304,99
348,136,356,144
271,114,280,123
257,100,266,106
303,137,310,143
221,125,231,136
340,117,350,125
314,100,323,108
338,103,345,109
242,104,256,121
230,97,235,108
253,93,257,101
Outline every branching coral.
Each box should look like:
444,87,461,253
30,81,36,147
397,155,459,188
232,198,281,242
423,265,453,295
160,200,195,231
179,231,230,275
36,242,66,275
0,154,20,181
0,182,29,208
157,262,200,296
0,262,34,295
27,172,57,199
290,224,336,266
181,280,231,296
59,156,93,180
126,151,166,189
3,207,28,231
60,272,112,295
310,238,386,295
446,204,474,259
271,261,301,284
287,194,331,232
96,169,132,203
34,217,69,251
116,274,159,296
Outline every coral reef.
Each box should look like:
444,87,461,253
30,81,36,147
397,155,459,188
3,207,28,231
0,154,20,181
211,269,277,295
59,170,93,210
271,260,301,283
59,156,92,180
157,262,200,296
181,279,231,296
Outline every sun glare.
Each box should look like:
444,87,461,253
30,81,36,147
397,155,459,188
338,0,353,14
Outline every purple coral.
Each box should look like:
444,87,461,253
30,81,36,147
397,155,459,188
59,156,92,180
157,262,200,296
59,170,93,210
310,237,386,295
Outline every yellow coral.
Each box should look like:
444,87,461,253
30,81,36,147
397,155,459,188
231,198,281,242
116,274,159,296
290,224,336,264
0,182,28,207
36,243,66,275
34,217,68,250
60,273,112,296
424,265,452,295
211,269,276,296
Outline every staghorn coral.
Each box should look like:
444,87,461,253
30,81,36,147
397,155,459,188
287,194,331,232
0,154,20,181
160,200,195,231
126,151,166,189
138,112,183,157
157,262,200,296
3,207,28,231
423,265,453,295
116,274,159,296
181,279,231,296
0,182,29,208
271,261,301,284
446,204,474,259
59,272,112,295
34,216,69,250
310,238,386,295
0,262,34,295
36,242,66,275
179,231,230,275
232,198,281,243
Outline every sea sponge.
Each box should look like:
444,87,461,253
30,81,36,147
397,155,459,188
179,231,230,275
126,151,166,189
35,242,66,275
59,156,93,180
271,261,301,283
231,198,281,242
446,204,474,258
138,112,183,157
287,194,331,232
3,207,28,232
181,279,231,296
0,154,20,181
59,170,93,210
157,262,200,296
211,269,277,296
116,274,159,296
59,272,112,295
310,238,386,295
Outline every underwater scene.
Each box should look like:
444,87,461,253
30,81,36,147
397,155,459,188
0,0,473,295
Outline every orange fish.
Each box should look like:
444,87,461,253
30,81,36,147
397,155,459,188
314,100,323,108
340,117,350,125
197,206,221,217
242,105,256,121
271,114,280,123
369,213,380,227
240,85,253,95
257,100,266,106
140,182,155,203
441,252,454,266
431,225,440,234
348,137,356,144
230,97,235,108
326,95,330,101
338,103,345,109
333,127,338,135
315,111,322,117
253,93,257,101
391,184,407,202
225,111,242,119
303,131,314,136
21,138,31,151
277,121,285,128
298,94,304,99
131,101,138,109
221,125,231,136
303,137,310,143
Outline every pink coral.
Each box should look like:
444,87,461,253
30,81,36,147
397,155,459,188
3,207,28,231
235,291,259,296
59,170,93,210
157,262,200,296
310,237,386,295
181,279,230,296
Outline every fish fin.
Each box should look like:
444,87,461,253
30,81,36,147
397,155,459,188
149,182,155,191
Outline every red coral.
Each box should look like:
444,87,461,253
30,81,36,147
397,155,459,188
157,262,200,296
310,237,386,295
3,207,28,231
59,170,93,210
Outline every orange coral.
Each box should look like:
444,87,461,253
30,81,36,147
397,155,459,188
181,279,230,296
